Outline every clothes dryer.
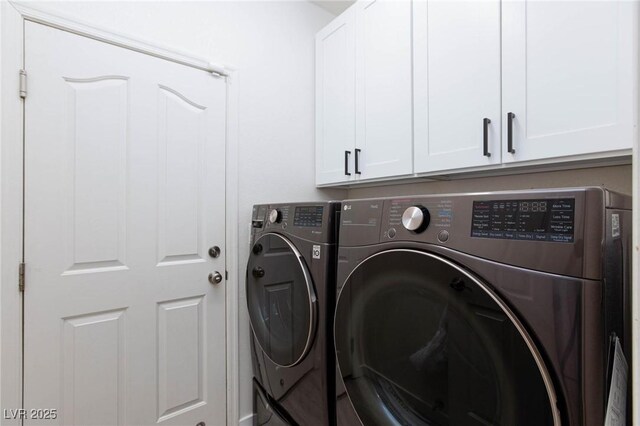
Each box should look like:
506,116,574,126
334,188,631,426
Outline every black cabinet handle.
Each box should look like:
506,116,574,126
483,118,491,157
507,112,516,154
344,150,351,176
355,148,361,174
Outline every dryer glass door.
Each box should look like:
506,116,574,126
334,249,560,425
247,233,317,367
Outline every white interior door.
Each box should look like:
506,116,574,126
24,22,227,425
413,0,501,173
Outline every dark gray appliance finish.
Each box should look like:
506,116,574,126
253,379,292,426
248,201,340,426
334,187,631,426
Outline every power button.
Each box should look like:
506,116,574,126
437,230,450,243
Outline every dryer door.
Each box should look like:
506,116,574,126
247,233,317,367
335,249,561,425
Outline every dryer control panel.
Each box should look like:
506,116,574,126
339,188,628,278
471,198,575,243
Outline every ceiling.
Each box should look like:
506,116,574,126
309,1,355,16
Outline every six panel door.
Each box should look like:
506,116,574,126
24,21,227,425
502,0,638,163
413,0,502,173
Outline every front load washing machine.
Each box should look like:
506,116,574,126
334,188,631,426
247,202,340,426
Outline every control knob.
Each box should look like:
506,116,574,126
268,208,282,224
402,206,430,233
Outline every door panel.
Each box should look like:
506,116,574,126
355,0,413,179
24,22,226,425
65,77,128,270
414,0,501,173
502,0,637,162
62,309,126,426
157,86,208,264
157,296,205,420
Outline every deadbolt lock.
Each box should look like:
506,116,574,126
208,272,223,284
208,246,221,258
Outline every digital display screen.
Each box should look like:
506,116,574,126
294,206,324,228
471,198,575,243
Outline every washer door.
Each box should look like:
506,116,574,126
247,233,317,367
335,250,561,425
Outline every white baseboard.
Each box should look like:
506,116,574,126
239,414,255,426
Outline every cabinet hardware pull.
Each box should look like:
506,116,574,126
344,150,351,176
507,112,516,154
355,148,361,174
483,118,491,157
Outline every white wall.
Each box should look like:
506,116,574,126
24,1,344,422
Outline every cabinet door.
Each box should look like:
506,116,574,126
502,1,638,163
414,0,502,174
355,0,413,180
316,8,356,185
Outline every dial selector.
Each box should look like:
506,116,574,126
268,208,282,224
402,206,430,233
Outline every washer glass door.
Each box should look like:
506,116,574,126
335,250,559,425
247,233,317,367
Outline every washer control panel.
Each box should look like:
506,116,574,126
471,198,575,243
251,202,340,244
293,206,324,228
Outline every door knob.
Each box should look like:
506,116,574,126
208,271,223,284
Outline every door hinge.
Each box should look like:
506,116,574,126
18,262,25,292
19,69,27,99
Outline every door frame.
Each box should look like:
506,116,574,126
0,2,240,424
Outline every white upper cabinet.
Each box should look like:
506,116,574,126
354,0,413,180
316,0,637,186
414,0,502,173
502,1,638,163
316,8,356,185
